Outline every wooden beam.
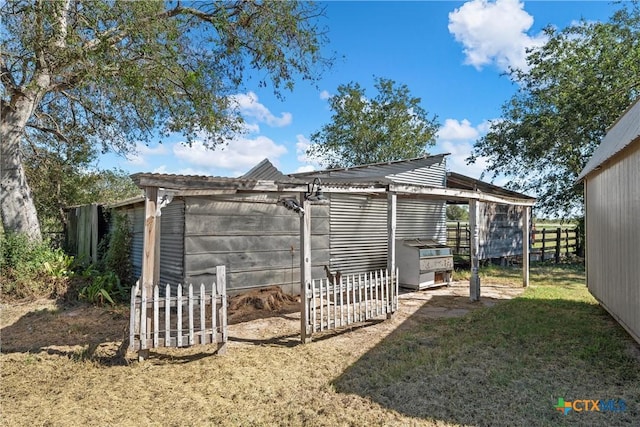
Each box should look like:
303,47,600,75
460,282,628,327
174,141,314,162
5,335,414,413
387,192,397,318
300,196,312,343
91,203,98,264
523,206,530,287
138,186,158,361
389,183,536,206
469,199,480,301
141,187,158,293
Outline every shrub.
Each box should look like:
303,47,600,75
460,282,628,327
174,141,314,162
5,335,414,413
102,212,133,290
0,233,74,300
78,266,129,305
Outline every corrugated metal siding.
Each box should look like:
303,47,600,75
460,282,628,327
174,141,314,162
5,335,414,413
396,198,447,243
295,155,447,186
586,140,640,343
390,159,447,187
117,204,145,281
478,203,524,259
159,199,184,285
330,194,388,274
184,194,329,294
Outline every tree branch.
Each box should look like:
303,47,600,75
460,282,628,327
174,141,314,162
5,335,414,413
26,122,70,144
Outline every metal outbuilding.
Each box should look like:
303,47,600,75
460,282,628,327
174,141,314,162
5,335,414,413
117,155,535,304
577,99,640,345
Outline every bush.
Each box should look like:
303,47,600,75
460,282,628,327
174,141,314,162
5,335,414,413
78,266,129,305
102,212,133,288
0,233,74,300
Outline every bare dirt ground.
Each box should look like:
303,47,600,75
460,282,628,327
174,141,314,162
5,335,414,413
0,282,524,426
0,282,522,361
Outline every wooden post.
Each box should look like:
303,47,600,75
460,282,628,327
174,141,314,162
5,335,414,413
555,227,561,264
456,221,461,253
300,197,312,343
90,203,98,264
139,186,158,361
522,206,530,288
217,265,227,354
541,229,546,262
469,199,480,301
386,191,397,318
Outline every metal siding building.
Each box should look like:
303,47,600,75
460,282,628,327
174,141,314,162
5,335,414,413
183,193,328,295
295,155,448,274
87,154,534,296
577,100,640,345
478,203,524,259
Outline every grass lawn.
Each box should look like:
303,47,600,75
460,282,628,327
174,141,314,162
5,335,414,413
1,264,638,426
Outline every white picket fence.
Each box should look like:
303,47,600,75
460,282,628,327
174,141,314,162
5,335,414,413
305,268,399,334
129,265,228,353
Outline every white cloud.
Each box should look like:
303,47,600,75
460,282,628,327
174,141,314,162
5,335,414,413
172,135,287,175
294,134,322,172
319,90,331,100
230,92,292,127
439,139,489,179
295,165,316,173
435,118,495,180
126,142,168,166
448,0,547,72
437,119,480,141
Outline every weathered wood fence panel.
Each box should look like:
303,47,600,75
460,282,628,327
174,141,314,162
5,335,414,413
129,266,227,353
446,223,580,262
532,227,579,263
305,268,398,334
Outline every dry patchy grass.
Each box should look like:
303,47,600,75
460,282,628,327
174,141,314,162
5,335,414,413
1,265,638,426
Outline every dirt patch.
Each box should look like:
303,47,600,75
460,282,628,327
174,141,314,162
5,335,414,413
0,300,128,358
228,286,300,324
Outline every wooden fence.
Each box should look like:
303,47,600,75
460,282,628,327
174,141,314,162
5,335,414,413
446,223,580,262
305,269,398,334
532,227,580,263
129,265,228,354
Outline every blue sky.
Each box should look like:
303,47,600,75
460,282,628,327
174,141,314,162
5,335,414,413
100,0,619,183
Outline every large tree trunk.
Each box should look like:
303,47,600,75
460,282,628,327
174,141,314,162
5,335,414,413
1,98,42,241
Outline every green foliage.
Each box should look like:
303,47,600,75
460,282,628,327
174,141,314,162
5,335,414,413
73,211,134,305
446,205,469,221
0,233,74,299
102,213,133,288
469,3,640,216
307,77,439,168
2,0,330,154
1,0,331,237
23,135,142,231
78,267,128,306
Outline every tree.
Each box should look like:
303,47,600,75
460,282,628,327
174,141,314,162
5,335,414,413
307,77,439,168
23,137,141,232
1,1,330,240
469,4,640,216
446,205,469,222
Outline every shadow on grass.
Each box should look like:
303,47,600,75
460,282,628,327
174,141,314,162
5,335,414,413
332,294,640,427
1,302,131,365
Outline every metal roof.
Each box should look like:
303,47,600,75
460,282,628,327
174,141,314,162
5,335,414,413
120,155,535,206
577,99,640,181
446,172,536,201
242,158,293,181
291,154,447,180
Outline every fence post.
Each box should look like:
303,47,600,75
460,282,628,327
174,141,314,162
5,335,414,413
555,227,561,264
217,265,228,354
541,230,546,262
565,229,570,256
456,221,461,253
